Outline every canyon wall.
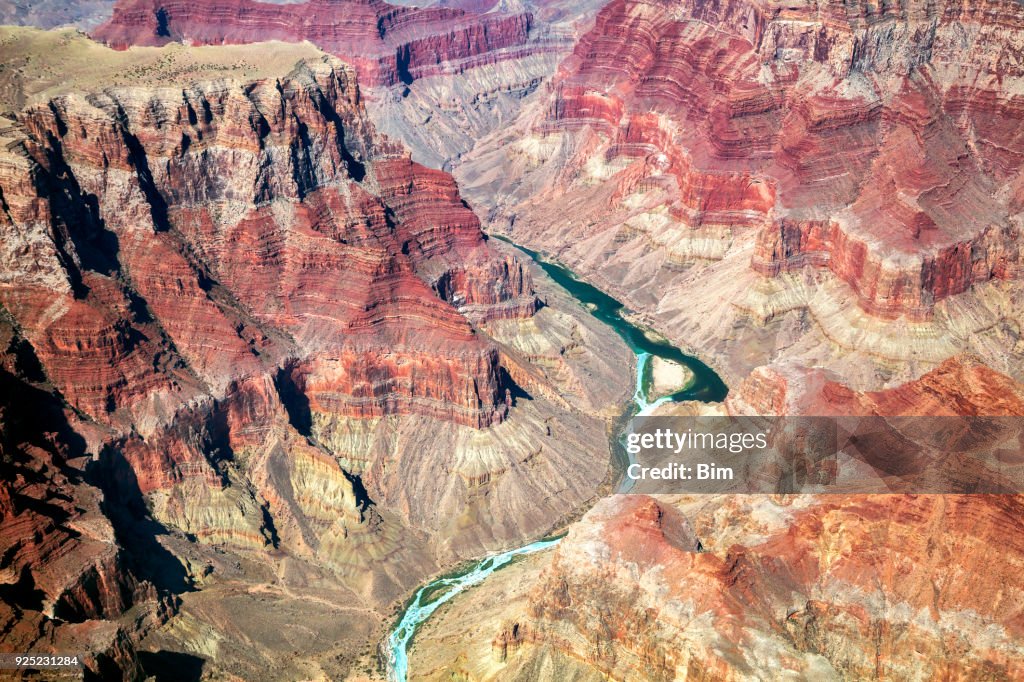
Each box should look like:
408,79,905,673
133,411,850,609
4,0,1024,678
499,492,1024,681
410,362,1024,680
0,313,161,681
458,0,1024,391
403,2,1024,679
363,0,606,169
88,0,595,170
2,34,522,431
92,0,536,88
0,28,626,678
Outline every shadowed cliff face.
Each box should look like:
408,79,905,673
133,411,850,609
3,46,533,431
4,1,1024,679
86,0,602,170
0,312,163,680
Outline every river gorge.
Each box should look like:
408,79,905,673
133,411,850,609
384,239,728,681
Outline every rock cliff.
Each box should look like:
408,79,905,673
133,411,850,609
0,312,162,680
458,0,1024,391
88,0,595,170
410,490,1024,681
407,347,1024,680
92,0,536,88
509,493,1024,681
2,37,523,431
397,2,1024,679
0,27,626,679
5,0,1024,677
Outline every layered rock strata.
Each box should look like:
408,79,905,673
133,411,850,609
458,0,1024,390
0,313,162,680
401,2,1024,679
0,27,626,679
88,0,596,171
411,490,1024,681
0,28,539,430
92,0,536,88
515,493,1024,681
728,355,1024,418
362,0,606,168
408,343,1024,680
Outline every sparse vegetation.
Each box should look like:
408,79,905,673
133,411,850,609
0,26,326,106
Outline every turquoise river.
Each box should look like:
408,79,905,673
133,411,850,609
384,239,727,681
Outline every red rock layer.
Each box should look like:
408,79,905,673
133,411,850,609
723,358,1024,491
0,38,543,676
523,493,1024,680
0,37,540,635
752,217,1022,319
535,0,1024,319
729,356,1024,417
0,318,159,680
503,359,1024,677
1,59,536,432
92,0,534,87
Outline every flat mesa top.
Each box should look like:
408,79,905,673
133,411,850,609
0,26,329,110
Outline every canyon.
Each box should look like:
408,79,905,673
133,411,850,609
404,0,1024,679
1,0,1023,680
0,26,630,679
457,0,1024,391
